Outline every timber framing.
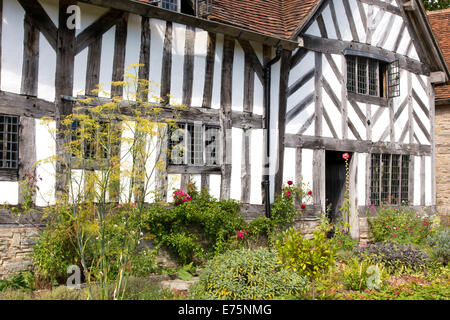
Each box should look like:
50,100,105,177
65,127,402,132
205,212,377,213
77,0,298,50
284,134,432,156
301,34,430,75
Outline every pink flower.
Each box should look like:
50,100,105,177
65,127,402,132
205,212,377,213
342,153,350,160
301,204,306,210
422,222,427,226
286,192,291,198
130,203,135,207
393,233,398,237
307,190,313,195
387,225,390,228
287,180,293,185
362,243,367,246
341,228,345,232
117,204,122,209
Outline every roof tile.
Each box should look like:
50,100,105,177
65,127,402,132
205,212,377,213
427,9,450,100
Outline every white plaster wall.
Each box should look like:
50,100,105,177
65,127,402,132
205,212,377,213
35,119,56,206
1,0,25,94
250,129,263,205
191,28,207,107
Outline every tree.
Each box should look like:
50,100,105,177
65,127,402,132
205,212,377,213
423,0,450,10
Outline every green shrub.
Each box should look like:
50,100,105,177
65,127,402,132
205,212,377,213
0,272,35,292
342,257,388,291
275,227,336,280
191,248,309,300
354,241,429,274
368,206,436,245
32,219,80,284
143,190,245,264
0,288,33,300
130,248,159,277
426,228,450,265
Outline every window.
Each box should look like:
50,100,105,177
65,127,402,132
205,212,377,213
168,123,220,166
0,114,19,170
370,153,410,206
160,0,179,12
71,120,109,160
346,55,400,98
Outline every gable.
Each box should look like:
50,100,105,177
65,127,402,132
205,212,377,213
303,0,422,61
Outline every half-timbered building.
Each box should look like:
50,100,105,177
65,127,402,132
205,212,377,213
0,0,449,277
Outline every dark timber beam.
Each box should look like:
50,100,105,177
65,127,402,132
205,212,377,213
17,0,57,51
0,91,56,118
301,35,431,75
285,134,432,156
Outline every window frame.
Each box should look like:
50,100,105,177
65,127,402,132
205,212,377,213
345,51,400,99
159,0,181,12
168,122,221,167
369,153,410,206
0,114,20,169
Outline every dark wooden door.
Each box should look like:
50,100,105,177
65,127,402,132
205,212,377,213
325,151,352,223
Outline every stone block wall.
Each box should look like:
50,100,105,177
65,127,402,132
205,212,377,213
435,104,450,226
0,226,38,280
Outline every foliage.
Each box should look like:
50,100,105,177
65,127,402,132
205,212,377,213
354,241,430,274
337,278,450,300
422,0,450,10
271,181,313,231
32,212,81,284
143,189,245,264
368,205,437,245
129,248,159,277
342,257,388,292
191,248,309,300
426,228,450,265
0,272,35,292
275,225,336,280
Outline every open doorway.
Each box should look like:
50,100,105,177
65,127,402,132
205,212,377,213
325,151,352,234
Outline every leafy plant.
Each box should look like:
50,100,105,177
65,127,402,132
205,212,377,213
368,206,436,245
342,257,388,291
354,241,430,274
0,272,35,292
426,228,450,265
191,248,309,300
275,226,336,280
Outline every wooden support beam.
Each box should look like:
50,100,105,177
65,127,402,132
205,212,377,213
238,39,264,84
21,14,40,97
160,21,173,105
182,26,195,107
274,49,292,196
302,35,430,75
17,0,57,51
285,134,432,156
75,9,124,55
219,35,234,200
85,36,102,96
202,32,216,109
241,129,251,203
138,16,151,101
0,91,55,118
111,13,128,98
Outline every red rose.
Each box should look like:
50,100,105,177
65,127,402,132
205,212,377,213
342,153,350,160
300,204,306,209
307,190,312,195
287,180,293,185
286,192,291,198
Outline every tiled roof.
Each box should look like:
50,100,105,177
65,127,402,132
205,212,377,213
427,9,450,101
137,0,321,40
208,0,320,39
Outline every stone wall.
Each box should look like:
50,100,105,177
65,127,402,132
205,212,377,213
435,103,450,226
0,225,39,280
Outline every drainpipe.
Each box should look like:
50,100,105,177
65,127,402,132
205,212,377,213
263,45,282,219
